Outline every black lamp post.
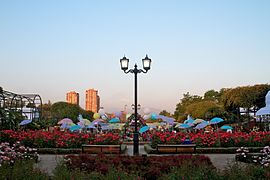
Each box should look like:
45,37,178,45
120,55,151,155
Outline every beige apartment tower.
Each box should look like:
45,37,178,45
66,91,79,105
85,89,100,113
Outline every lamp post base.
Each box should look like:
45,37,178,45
133,132,139,155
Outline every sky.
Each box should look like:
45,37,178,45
1,0,270,113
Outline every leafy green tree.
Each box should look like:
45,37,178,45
174,92,202,121
41,101,52,120
80,110,94,121
250,84,270,110
159,110,172,117
185,100,224,119
51,102,94,123
204,90,220,101
221,84,270,123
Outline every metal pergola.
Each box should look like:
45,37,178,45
0,87,42,127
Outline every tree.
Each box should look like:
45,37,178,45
159,110,171,117
41,101,52,120
221,84,270,123
185,100,224,119
174,92,203,121
51,102,94,123
204,90,220,102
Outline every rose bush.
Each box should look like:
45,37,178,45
1,130,270,148
0,130,121,148
150,131,270,148
0,141,38,167
63,154,214,179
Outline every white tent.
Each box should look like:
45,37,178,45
256,90,270,116
256,90,270,123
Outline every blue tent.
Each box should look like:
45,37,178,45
19,119,32,126
139,126,149,133
184,119,194,124
109,118,120,123
69,125,81,131
176,123,191,129
194,121,209,129
210,117,224,125
60,123,70,129
220,125,233,130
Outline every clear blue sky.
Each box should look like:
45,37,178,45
1,0,270,113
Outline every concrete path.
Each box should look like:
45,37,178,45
36,146,237,176
203,154,236,171
35,154,64,176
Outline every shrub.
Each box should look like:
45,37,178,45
0,160,48,180
61,154,214,179
222,162,270,179
0,142,47,179
0,142,38,166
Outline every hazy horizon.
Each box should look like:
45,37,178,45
1,1,270,113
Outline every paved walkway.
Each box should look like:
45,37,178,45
36,145,237,176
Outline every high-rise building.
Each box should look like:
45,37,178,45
66,91,79,105
85,89,100,112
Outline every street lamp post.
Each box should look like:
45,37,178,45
120,55,151,155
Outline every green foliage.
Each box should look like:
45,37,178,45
50,102,94,123
51,102,80,120
0,160,48,180
0,108,24,130
161,162,221,180
185,100,223,119
204,89,221,101
222,162,270,180
174,92,203,121
53,161,138,180
159,110,171,117
80,110,94,121
174,84,270,121
41,101,52,120
221,84,270,111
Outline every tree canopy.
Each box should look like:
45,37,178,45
174,84,270,123
50,102,94,122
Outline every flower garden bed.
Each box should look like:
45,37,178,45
235,146,270,167
1,130,270,155
0,142,47,179
61,154,215,179
0,130,121,148
150,131,270,148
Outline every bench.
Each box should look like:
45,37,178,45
81,144,124,154
157,144,196,153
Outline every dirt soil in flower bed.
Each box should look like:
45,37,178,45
64,154,214,179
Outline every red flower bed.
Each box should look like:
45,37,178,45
64,154,214,179
0,130,121,148
150,131,270,147
1,130,270,148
